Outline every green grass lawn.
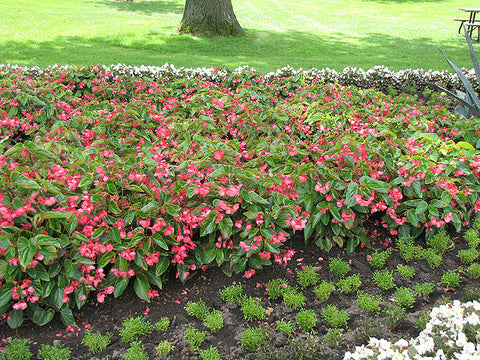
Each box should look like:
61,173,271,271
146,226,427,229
1,0,479,73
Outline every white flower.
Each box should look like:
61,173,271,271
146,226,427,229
456,332,468,347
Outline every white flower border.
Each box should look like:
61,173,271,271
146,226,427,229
344,300,480,360
0,63,477,94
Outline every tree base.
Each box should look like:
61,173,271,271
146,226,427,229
178,0,245,38
178,22,245,37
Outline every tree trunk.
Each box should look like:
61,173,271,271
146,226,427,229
178,0,245,37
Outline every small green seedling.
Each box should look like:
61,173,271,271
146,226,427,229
296,265,319,289
204,309,224,332
393,287,415,308
239,327,267,352
283,287,306,310
369,248,392,269
321,304,349,328
199,346,222,360
296,309,317,332
124,341,148,360
39,344,71,360
313,281,335,302
267,278,289,300
396,264,415,280
155,340,174,358
373,269,395,291
0,338,32,360
119,316,153,342
185,300,210,320
329,258,351,278
82,329,112,354
185,325,206,351
240,296,266,321
337,274,361,294
154,317,171,332
356,291,382,314
276,319,294,336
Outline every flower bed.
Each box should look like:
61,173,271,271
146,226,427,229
345,300,480,359
1,64,480,329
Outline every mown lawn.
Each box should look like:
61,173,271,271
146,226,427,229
0,0,479,72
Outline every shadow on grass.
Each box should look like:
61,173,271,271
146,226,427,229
93,0,184,15
0,29,469,73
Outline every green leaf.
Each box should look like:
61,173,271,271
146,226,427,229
0,287,13,307
333,236,344,247
60,307,76,326
415,201,428,215
106,180,118,195
125,210,137,225
203,245,217,264
398,224,411,240
406,209,419,227
152,233,169,250
247,191,270,205
10,172,40,190
109,227,121,243
91,225,107,239
200,210,218,237
346,237,359,253
428,205,439,218
134,273,150,302
359,176,389,193
164,204,182,217
0,260,7,278
329,206,341,222
456,141,475,150
114,276,129,298
156,257,170,276
35,234,61,248
140,202,157,214
33,307,55,326
218,217,233,239
65,217,78,234
18,237,37,268
345,183,359,208
109,201,122,215
7,309,24,329
97,252,114,269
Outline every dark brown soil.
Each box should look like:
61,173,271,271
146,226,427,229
1,231,478,360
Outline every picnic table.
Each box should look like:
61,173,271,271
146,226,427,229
454,8,480,41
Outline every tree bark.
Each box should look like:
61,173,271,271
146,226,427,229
178,0,245,37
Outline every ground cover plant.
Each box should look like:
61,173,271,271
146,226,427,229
1,66,480,359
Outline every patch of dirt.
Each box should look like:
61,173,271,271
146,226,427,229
1,232,478,360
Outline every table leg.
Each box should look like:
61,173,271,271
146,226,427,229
471,12,477,38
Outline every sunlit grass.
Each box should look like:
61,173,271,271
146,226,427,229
0,0,479,72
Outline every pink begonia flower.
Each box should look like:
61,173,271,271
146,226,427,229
244,269,255,278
